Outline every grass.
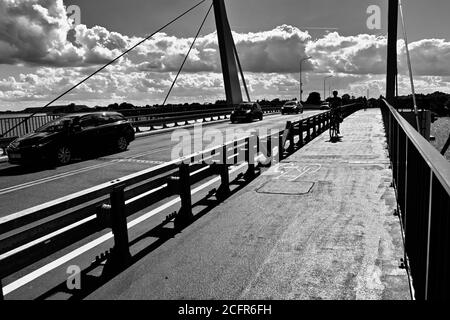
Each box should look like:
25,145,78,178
430,116,450,161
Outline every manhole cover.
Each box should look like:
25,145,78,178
256,180,314,195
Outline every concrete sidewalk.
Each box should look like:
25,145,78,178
88,109,410,300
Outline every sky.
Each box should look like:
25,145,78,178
0,0,449,111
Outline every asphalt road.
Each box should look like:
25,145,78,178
0,110,323,217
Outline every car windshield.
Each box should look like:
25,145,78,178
236,104,252,110
285,102,296,106
36,117,75,133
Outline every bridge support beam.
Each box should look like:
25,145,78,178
213,0,243,105
386,0,399,103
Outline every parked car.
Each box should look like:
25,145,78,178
320,102,330,110
6,112,135,166
281,100,303,114
230,102,263,123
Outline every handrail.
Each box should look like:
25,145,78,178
382,99,450,300
383,99,450,193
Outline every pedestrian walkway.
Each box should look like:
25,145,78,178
88,108,411,300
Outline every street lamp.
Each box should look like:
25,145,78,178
323,75,333,102
300,56,312,102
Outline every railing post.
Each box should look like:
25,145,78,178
306,118,311,142
107,184,131,269
312,117,317,137
24,118,29,134
244,134,257,180
403,136,409,231
318,115,322,133
425,169,433,300
279,130,285,161
174,163,193,228
266,133,273,165
215,146,231,200
297,121,304,147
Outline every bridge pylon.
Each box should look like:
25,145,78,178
213,0,243,105
386,0,398,103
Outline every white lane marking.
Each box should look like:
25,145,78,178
0,162,118,195
0,148,170,195
2,163,247,296
0,216,97,261
274,164,322,181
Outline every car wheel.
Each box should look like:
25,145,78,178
55,145,72,165
117,136,129,152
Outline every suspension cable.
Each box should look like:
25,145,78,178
232,36,251,102
163,2,213,106
399,0,420,130
0,0,208,138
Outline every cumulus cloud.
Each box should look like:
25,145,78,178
398,39,450,76
0,0,135,67
0,0,81,66
306,32,387,75
1,0,450,110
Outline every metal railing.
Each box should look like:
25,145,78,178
0,106,281,154
0,104,360,298
381,99,450,300
0,114,59,138
128,105,281,132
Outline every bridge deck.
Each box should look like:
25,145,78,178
88,109,411,300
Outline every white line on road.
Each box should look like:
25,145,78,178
0,148,170,195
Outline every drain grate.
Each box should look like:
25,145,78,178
256,180,314,195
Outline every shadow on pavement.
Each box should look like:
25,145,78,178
35,170,259,300
328,136,343,143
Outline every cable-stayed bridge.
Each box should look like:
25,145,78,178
0,0,449,301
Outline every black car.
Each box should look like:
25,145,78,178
6,112,135,166
281,100,303,114
230,102,263,123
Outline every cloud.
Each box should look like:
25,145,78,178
398,38,450,76
305,32,387,75
0,0,136,67
0,0,82,66
0,0,450,110
234,25,311,73
1,0,450,78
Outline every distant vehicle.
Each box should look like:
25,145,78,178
230,102,263,123
281,100,303,114
6,112,135,166
320,102,330,110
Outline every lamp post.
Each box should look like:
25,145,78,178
323,75,332,102
300,56,312,103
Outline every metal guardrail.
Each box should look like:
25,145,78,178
381,99,450,300
0,114,59,138
0,106,281,154
0,104,360,298
128,105,280,132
